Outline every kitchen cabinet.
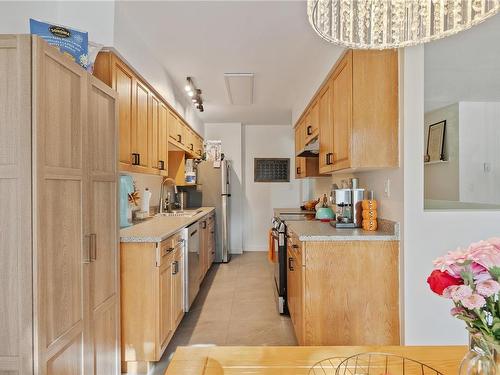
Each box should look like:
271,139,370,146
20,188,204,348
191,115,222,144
0,35,119,375
149,95,169,174
305,100,319,144
318,82,333,174
286,229,400,346
120,231,185,373
331,54,352,171
133,80,151,169
159,103,169,175
286,234,304,345
94,50,204,177
199,213,216,283
298,49,399,175
295,120,320,179
172,244,185,328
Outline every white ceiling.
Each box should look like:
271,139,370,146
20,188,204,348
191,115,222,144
115,1,344,125
425,14,500,112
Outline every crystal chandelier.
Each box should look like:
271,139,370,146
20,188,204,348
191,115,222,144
307,0,500,49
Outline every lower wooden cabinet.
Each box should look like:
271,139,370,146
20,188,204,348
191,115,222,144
286,231,400,346
199,212,216,283
120,232,185,373
0,35,120,375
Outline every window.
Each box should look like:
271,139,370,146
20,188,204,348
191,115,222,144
254,158,290,182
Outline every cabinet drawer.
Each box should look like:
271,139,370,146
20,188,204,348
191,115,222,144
156,231,183,266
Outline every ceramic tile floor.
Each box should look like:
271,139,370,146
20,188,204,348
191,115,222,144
151,252,297,375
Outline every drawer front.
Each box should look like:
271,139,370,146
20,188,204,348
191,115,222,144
157,231,183,266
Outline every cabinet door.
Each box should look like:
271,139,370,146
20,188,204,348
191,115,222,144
172,247,184,329
332,54,352,171
168,109,180,143
319,83,334,174
149,94,160,170
286,246,295,323
159,103,169,173
198,220,208,283
306,100,319,144
133,80,150,168
87,76,119,375
294,124,303,179
208,221,216,267
33,37,87,375
0,35,33,375
158,261,173,355
111,56,134,165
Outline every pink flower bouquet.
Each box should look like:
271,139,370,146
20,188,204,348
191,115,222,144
427,238,500,344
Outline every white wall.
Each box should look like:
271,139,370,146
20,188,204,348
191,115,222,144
204,123,243,254
403,46,500,345
424,104,460,202
242,125,302,251
113,2,204,134
0,1,115,46
459,102,500,205
0,1,204,135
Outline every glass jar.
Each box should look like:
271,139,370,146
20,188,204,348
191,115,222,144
460,336,500,375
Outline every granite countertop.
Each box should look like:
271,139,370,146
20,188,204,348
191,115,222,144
285,219,399,242
273,207,315,216
120,207,215,243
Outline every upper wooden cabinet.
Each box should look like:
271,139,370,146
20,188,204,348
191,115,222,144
305,100,319,144
295,119,320,179
94,50,203,176
297,49,399,175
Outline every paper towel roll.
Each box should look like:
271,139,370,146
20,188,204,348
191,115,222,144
141,188,152,215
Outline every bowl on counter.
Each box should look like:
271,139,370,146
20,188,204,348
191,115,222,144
315,207,335,222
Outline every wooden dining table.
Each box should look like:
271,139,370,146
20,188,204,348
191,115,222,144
165,345,468,375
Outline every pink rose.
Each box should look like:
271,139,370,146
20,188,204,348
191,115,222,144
434,248,468,277
467,241,500,269
448,285,473,302
476,280,500,297
461,294,487,310
487,238,500,250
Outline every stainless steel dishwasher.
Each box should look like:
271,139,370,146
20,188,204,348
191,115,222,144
185,222,200,311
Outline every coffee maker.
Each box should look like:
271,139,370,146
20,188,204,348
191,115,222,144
333,178,365,228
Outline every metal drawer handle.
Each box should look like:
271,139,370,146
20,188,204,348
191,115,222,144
288,257,294,271
158,160,165,170
177,134,182,143
307,125,312,135
90,233,97,261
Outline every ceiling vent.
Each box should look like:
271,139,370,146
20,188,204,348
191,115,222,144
224,73,254,105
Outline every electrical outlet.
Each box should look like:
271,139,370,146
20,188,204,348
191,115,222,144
384,178,391,198
484,162,491,173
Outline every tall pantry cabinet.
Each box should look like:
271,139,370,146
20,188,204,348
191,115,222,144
0,35,120,375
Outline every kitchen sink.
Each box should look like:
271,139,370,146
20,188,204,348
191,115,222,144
156,209,203,218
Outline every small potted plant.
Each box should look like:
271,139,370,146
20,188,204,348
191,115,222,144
427,238,500,374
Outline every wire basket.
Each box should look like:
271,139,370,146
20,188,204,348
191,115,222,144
309,353,444,375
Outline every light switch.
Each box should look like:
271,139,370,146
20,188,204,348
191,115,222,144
384,178,391,198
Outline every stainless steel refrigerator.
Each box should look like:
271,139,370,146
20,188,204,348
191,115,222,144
197,159,231,263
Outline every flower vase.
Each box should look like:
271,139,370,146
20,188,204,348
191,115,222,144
460,336,500,375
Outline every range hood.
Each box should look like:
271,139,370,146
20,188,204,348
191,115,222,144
297,138,319,157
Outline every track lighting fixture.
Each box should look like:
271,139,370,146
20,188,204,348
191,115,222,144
185,77,204,112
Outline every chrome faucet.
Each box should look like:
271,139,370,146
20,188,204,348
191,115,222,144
159,177,178,213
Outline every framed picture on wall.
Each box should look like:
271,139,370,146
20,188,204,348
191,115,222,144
425,120,446,162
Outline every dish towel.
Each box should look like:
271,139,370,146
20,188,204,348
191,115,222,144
268,229,276,263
